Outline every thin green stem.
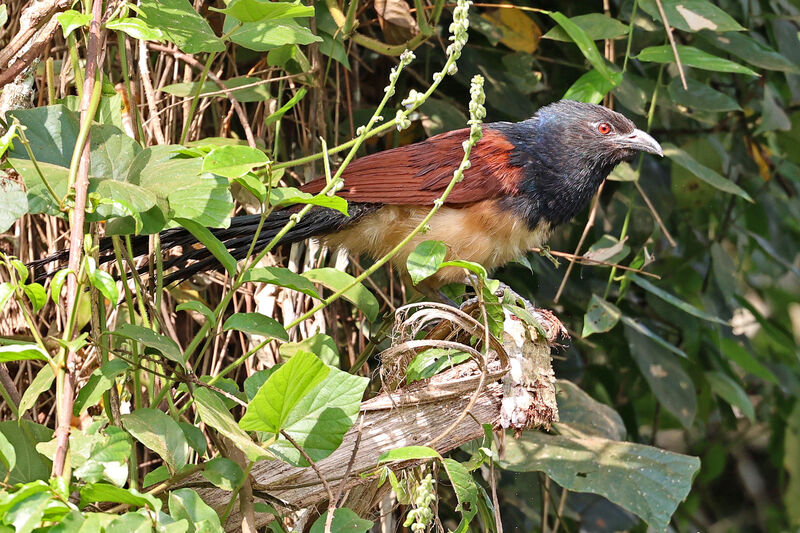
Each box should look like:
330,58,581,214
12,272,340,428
622,0,639,73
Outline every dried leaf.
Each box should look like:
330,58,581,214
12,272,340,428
481,8,541,54
374,0,419,45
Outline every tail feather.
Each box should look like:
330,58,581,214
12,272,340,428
30,204,378,283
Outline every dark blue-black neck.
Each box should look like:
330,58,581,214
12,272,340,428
491,120,619,230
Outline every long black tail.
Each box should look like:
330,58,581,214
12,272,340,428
29,204,378,284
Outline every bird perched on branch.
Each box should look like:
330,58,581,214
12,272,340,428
32,100,662,294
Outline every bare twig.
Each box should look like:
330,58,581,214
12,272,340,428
654,0,687,90
280,430,337,532
0,0,69,72
554,181,606,303
137,38,167,144
634,180,677,247
146,43,257,148
531,246,661,278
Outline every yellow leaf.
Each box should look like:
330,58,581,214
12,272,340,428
481,7,541,54
746,139,772,181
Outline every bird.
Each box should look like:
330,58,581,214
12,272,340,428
31,100,662,296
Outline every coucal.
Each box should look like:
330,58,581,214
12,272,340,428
32,101,662,292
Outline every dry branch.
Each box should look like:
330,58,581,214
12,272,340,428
181,304,565,531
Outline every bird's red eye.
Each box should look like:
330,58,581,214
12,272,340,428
597,122,612,135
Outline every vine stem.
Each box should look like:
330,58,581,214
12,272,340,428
53,0,105,479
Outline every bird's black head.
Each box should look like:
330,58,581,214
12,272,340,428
531,100,663,165
497,100,663,228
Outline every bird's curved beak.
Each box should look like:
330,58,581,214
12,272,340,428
620,129,663,157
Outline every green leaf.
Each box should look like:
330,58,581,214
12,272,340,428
310,508,372,533
168,488,222,530
176,301,217,328
18,366,55,418
406,348,470,384
623,318,696,428
0,431,15,474
5,491,51,533
582,295,621,337
232,173,268,203
699,31,800,73
161,76,272,103
563,69,622,104
225,17,322,51
264,87,308,126
193,388,272,462
756,84,791,135
105,17,167,42
222,312,289,341
704,371,755,422
202,457,244,491
407,240,448,285
138,0,224,54
0,344,49,363
667,77,741,112
69,427,132,486
89,269,118,303
73,359,130,415
637,45,759,76
143,465,170,488
128,147,233,230
663,143,753,201
113,323,185,367
179,422,208,456
7,104,79,167
0,282,12,312
303,268,379,322
621,316,687,358
268,366,369,466
122,408,189,471
718,338,778,384
174,217,238,277
279,333,338,365
784,403,800,525
442,458,480,528
498,432,700,532
630,275,727,325
544,13,629,41
439,259,488,280
548,11,617,83
10,259,29,283
0,176,28,232
202,145,270,178
49,269,71,304
243,266,321,298
79,483,161,510
239,351,330,434
269,187,348,215
378,446,440,463
638,0,745,32
57,10,92,38
213,0,314,23
23,283,46,313
555,380,625,440
0,421,52,484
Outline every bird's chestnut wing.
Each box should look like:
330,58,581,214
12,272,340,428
300,128,524,205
